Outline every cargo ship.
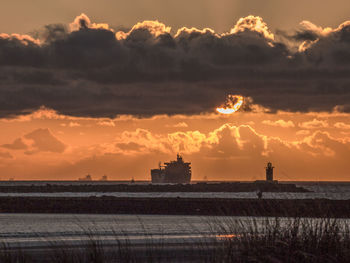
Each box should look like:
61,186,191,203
151,154,191,183
78,174,92,181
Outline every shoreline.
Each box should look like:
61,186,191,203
0,196,349,217
0,182,309,193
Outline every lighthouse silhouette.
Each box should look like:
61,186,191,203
266,162,274,181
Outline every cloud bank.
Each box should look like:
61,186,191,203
2,128,66,154
0,14,350,117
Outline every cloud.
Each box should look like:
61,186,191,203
109,123,350,162
262,119,295,128
0,151,13,159
168,131,207,153
334,122,350,129
299,119,329,129
167,122,188,128
68,122,81,127
0,33,41,46
0,14,350,118
98,120,115,127
1,128,66,154
114,128,171,154
23,128,67,154
1,107,65,122
174,27,216,39
81,123,350,180
116,20,171,40
229,15,274,40
1,116,350,180
291,20,350,65
2,138,28,150
296,130,310,136
112,124,269,157
69,13,111,32
296,131,349,157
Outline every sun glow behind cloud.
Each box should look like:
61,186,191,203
216,95,244,114
1,13,350,181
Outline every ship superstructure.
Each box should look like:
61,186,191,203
151,154,191,183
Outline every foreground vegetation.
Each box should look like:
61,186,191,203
1,217,349,263
207,217,350,262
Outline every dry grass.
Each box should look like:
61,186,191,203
205,217,350,262
0,217,349,262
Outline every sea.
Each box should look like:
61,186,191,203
1,214,350,250
0,181,349,252
0,181,349,200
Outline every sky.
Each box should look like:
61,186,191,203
0,1,350,181
1,0,350,34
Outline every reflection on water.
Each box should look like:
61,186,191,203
0,214,349,248
0,181,350,200
0,191,350,199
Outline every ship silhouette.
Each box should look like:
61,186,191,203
78,174,92,181
99,175,108,181
151,154,191,184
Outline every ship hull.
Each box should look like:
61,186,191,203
151,171,191,184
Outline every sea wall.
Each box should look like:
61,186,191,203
0,182,309,193
0,197,349,217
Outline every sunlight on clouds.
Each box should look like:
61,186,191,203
334,122,350,129
68,122,81,127
262,120,295,128
1,111,350,180
298,20,350,51
229,15,274,40
2,13,350,180
0,33,40,45
98,120,115,127
216,95,244,114
174,27,217,38
116,20,171,40
299,119,329,129
68,14,275,45
69,13,111,32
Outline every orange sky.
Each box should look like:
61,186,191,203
1,107,350,181
1,0,350,35
1,11,350,181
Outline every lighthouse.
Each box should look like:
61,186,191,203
266,162,274,181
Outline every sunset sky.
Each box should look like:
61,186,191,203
1,1,350,181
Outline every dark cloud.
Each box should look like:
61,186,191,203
292,30,319,41
2,138,27,150
24,128,66,153
1,129,67,154
302,23,350,66
1,128,66,154
0,15,350,117
0,36,44,67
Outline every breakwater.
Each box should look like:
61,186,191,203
0,182,309,193
0,197,349,217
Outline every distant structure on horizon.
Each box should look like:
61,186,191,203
151,154,191,184
79,174,92,181
255,162,277,184
99,175,108,181
266,162,274,181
